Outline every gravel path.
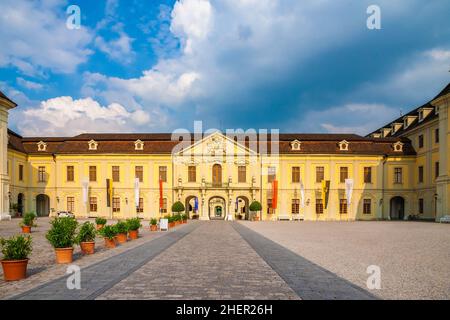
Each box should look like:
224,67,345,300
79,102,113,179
239,221,450,299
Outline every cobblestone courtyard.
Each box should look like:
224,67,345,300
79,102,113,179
1,219,449,300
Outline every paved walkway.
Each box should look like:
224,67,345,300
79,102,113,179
9,221,376,300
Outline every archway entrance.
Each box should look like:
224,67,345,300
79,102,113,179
208,196,226,220
236,196,250,220
36,194,50,217
185,196,198,219
17,193,24,216
390,196,405,220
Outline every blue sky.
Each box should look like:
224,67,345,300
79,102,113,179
0,0,449,136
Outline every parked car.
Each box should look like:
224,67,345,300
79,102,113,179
56,211,75,218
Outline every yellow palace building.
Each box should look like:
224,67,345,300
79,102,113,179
0,83,449,222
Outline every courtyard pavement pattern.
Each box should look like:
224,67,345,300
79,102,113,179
2,219,450,300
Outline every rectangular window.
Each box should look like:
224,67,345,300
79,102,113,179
339,199,348,214
112,197,120,212
316,199,324,214
268,167,276,183
418,166,424,183
340,167,348,183
188,166,196,182
267,198,273,214
316,166,324,183
394,167,403,184
89,197,97,212
137,197,144,213
19,164,23,181
435,128,439,143
364,167,372,183
292,167,300,183
112,166,120,182
419,198,424,214
38,166,46,182
238,166,246,183
67,166,74,182
418,134,424,148
67,197,75,213
161,198,167,213
435,162,440,179
135,166,143,182
89,166,97,182
159,166,167,182
292,199,300,214
363,199,371,214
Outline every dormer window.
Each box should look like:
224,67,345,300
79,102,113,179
391,123,403,134
435,106,440,115
393,141,404,152
382,128,392,138
418,107,433,122
338,140,349,151
88,140,98,150
418,110,424,122
135,139,144,151
290,140,301,151
371,133,381,138
37,141,47,152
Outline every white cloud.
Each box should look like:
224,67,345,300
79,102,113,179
16,77,44,91
20,96,152,136
0,0,93,76
95,28,135,63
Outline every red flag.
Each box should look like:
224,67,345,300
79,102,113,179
272,180,278,210
159,179,163,209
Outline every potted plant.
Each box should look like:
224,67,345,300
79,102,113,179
181,214,187,224
249,201,262,221
20,212,36,233
95,217,107,230
115,221,128,243
150,218,158,231
98,225,117,248
0,235,32,281
168,215,175,229
173,214,180,226
171,201,185,224
76,221,96,255
126,218,141,240
46,217,78,264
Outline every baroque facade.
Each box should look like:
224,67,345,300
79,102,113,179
0,83,449,221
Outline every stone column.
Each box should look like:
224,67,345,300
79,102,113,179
0,92,17,221
431,91,450,220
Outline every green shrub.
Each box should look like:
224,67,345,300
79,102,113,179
20,212,37,227
76,222,96,243
249,201,262,212
167,215,174,223
46,217,78,248
171,201,185,214
115,221,128,234
181,214,187,221
95,217,107,225
126,218,141,231
173,214,181,222
98,225,117,240
150,218,158,226
0,235,32,260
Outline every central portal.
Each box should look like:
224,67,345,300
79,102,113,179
209,196,226,220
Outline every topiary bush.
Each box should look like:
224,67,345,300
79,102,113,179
171,201,185,214
249,201,262,212
46,217,78,248
0,235,32,260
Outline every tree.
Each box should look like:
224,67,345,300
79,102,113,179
171,201,185,214
249,201,262,212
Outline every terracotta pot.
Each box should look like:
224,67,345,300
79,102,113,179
116,233,127,243
129,230,138,240
96,224,105,231
150,224,158,231
183,220,187,224
1,259,29,281
169,222,175,228
55,247,74,264
80,241,95,255
104,238,116,248
21,226,31,234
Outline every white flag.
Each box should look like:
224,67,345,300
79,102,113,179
300,179,305,208
134,178,140,207
345,179,354,205
82,178,89,204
